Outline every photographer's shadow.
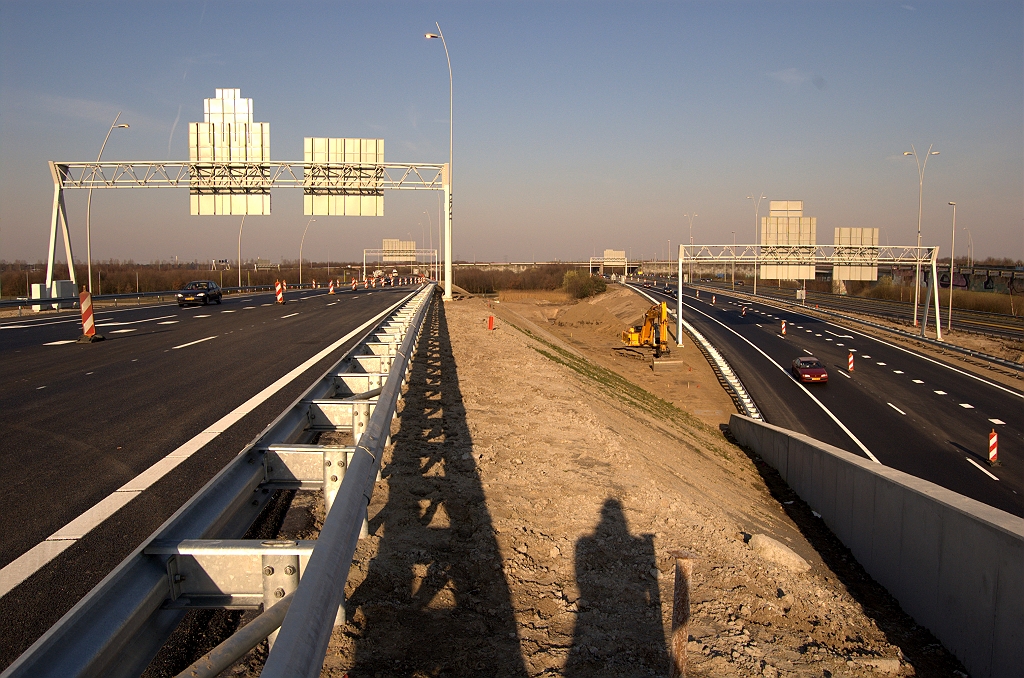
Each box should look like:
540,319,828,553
565,498,668,676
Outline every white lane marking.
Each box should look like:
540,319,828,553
825,330,853,338
805,329,812,333
815,333,822,337
172,335,217,349
934,390,947,395
96,314,176,327
327,302,337,306
836,370,851,379
0,288,420,599
261,303,274,307
959,403,974,409
912,379,924,384
836,343,845,346
862,355,872,359
243,306,256,310
193,314,211,318
755,323,762,327
157,321,178,325
85,372,93,375
849,348,857,352
966,457,999,481
796,326,804,329
826,338,833,342
893,370,904,374
221,310,236,313
681,300,879,463
990,418,1005,425
280,313,299,319
110,329,136,334
887,402,906,415
43,340,77,345
776,334,786,339
876,362,887,366
36,386,46,390
803,349,813,356
1,325,32,329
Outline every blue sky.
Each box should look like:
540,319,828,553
1,1,1021,265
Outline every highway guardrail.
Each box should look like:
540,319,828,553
3,284,435,677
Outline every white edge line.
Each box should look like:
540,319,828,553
965,457,999,481
887,402,907,415
680,297,880,463
0,290,420,599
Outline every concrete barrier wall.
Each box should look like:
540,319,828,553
729,414,1024,678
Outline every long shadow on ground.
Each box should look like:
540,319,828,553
344,298,529,676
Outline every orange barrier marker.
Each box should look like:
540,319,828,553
989,430,999,465
329,280,335,294
781,320,786,336
712,295,716,305
488,315,495,331
742,307,746,316
77,288,104,343
351,279,357,291
848,351,854,372
275,280,285,304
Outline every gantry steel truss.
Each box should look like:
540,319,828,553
679,243,937,266
43,160,452,296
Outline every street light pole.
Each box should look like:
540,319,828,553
299,217,316,285
426,23,452,298
904,144,939,326
747,193,766,296
731,231,736,289
86,112,129,292
237,215,246,288
948,202,956,333
684,213,697,285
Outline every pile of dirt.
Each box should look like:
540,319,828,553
311,289,964,676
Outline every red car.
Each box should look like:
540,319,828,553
792,357,828,383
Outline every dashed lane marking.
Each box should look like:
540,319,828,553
887,403,906,415
990,419,1005,425
43,340,76,345
193,315,210,318
912,379,924,383
221,310,236,313
893,370,904,374
172,336,217,350
959,403,974,409
934,390,947,395
158,321,178,325
109,329,136,334
876,362,887,366
815,333,822,337
803,349,813,355
261,303,274,307
966,457,999,481
862,355,872,359
281,313,299,319
243,306,256,309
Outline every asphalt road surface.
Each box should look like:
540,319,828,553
0,283,419,669
636,284,1022,518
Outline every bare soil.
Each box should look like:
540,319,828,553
309,288,964,677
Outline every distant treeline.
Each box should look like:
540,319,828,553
0,261,361,297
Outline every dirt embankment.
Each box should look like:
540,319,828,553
306,287,965,677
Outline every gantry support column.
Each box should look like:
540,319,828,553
45,162,77,289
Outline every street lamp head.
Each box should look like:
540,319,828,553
948,202,955,206
425,33,440,39
930,151,940,155
903,151,913,156
115,124,129,129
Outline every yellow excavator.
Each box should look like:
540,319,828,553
621,302,671,357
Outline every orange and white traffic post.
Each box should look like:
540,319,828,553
848,351,855,372
275,280,285,304
989,429,999,465
712,295,716,305
351,279,357,291
329,280,336,295
781,320,787,336
742,307,746,316
77,288,104,343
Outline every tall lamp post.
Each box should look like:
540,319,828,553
947,202,956,333
86,113,129,292
963,227,973,267
747,193,766,296
731,231,736,289
684,213,697,285
426,23,453,299
903,144,939,326
299,217,316,285
237,215,246,288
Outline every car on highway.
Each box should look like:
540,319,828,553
176,280,222,307
791,356,828,383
